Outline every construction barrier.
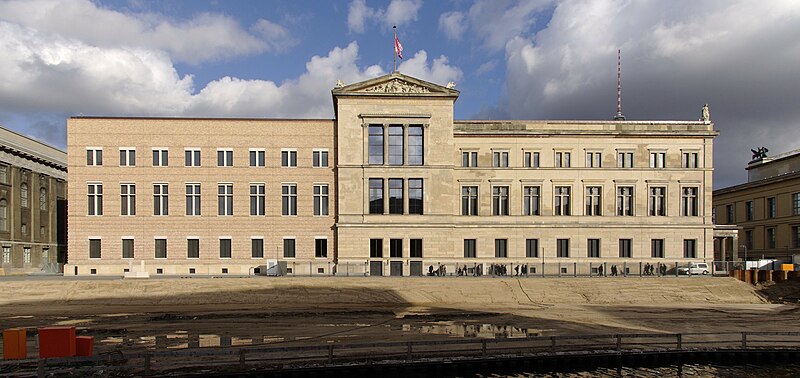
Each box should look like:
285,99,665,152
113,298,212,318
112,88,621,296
38,326,76,358
76,336,94,357
2,328,27,360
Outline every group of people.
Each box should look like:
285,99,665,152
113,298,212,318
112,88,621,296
643,262,666,276
427,264,447,276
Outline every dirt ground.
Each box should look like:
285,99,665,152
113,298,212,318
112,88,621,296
0,276,797,355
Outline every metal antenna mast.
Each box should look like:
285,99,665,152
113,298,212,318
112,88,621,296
614,49,626,121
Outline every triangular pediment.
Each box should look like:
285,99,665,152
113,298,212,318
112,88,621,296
332,72,459,97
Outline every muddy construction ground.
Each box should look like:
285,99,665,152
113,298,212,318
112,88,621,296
0,276,798,355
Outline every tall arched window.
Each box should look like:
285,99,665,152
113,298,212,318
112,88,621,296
0,199,7,231
40,188,47,211
20,183,29,208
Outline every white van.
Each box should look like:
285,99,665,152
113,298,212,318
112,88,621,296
678,262,710,275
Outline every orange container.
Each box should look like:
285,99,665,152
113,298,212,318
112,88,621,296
3,328,27,359
781,264,794,271
75,336,94,357
38,326,76,358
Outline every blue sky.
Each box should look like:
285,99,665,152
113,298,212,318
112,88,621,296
1,0,799,188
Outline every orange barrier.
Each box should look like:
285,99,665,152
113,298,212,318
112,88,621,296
2,328,27,360
782,264,794,271
38,326,76,358
75,336,94,357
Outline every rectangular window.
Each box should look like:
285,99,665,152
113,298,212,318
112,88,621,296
554,186,571,216
410,239,423,258
368,125,384,165
408,125,424,165
250,184,266,216
523,186,541,216
767,197,776,218
793,226,800,248
122,239,134,259
492,151,509,167
649,187,666,216
619,239,632,258
314,184,329,216
89,239,101,259
187,239,199,259
369,238,383,258
651,239,664,258
312,150,329,168
587,239,600,258
185,149,201,167
523,151,540,168
217,149,233,167
585,186,602,216
119,148,135,166
0,165,6,184
155,239,167,259
746,201,754,221
315,238,327,258
617,187,634,216
464,239,476,258
390,238,403,258
682,152,699,168
389,178,404,214
369,178,384,214
217,184,233,216
152,148,168,167
186,184,201,216
745,229,754,250
2,246,10,264
557,239,569,258
726,204,734,224
766,228,776,249
794,193,800,216
461,186,478,216
408,179,423,215
120,184,136,216
87,148,103,166
586,152,602,168
282,184,297,216
649,152,666,168
683,239,697,258
681,187,699,216
388,125,404,165
23,247,31,264
220,239,232,258
249,149,266,167
87,183,103,215
495,239,507,258
526,239,539,258
555,151,571,168
492,186,509,216
462,151,478,167
252,238,264,258
153,184,169,216
280,149,297,167
617,151,633,168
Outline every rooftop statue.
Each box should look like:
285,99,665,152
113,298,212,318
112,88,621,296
751,146,768,160
701,104,710,122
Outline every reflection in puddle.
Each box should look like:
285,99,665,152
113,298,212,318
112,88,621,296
394,322,541,339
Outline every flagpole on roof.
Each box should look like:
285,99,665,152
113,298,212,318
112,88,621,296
393,26,397,73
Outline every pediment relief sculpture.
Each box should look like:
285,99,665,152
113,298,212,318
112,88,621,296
361,79,430,94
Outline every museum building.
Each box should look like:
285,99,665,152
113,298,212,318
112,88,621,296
65,73,718,276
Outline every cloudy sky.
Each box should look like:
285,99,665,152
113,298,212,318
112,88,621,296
1,0,798,188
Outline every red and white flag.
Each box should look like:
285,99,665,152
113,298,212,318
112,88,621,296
394,34,403,60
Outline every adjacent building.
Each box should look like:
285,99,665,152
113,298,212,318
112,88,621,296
65,73,718,276
713,149,800,262
0,125,68,275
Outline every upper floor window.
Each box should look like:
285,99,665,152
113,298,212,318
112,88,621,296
555,151,571,168
683,239,697,258
461,186,478,216
86,148,103,166
87,183,103,215
281,149,297,167
649,151,666,168
462,151,478,167
766,228,776,249
152,148,168,167
493,151,509,168
368,125,384,165
649,187,666,216
217,149,233,167
389,178,404,214
408,179,423,215
120,184,135,216
746,201,754,221
617,151,633,168
282,184,297,216
388,125,404,165
554,186,571,215
492,186,509,216
767,197,776,218
312,149,329,168
369,179,384,214
616,186,634,216
0,199,7,231
314,184,329,216
586,152,602,168
408,125,424,165
681,187,699,216
153,183,168,216
524,151,540,168
185,149,201,167
186,184,201,216
523,186,540,216
218,184,233,216
794,193,800,216
726,204,734,223
20,183,29,208
119,148,136,166
585,186,602,216
682,152,699,168
0,165,7,183
250,183,266,216
249,149,266,167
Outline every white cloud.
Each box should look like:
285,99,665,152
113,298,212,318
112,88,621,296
347,0,422,33
251,19,297,53
398,51,463,86
438,11,465,40
500,0,800,188
0,0,290,64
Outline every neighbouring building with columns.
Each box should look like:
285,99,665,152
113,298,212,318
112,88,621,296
65,72,718,276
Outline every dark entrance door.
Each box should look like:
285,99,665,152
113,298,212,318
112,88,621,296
390,261,403,276
369,261,383,276
409,261,422,276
